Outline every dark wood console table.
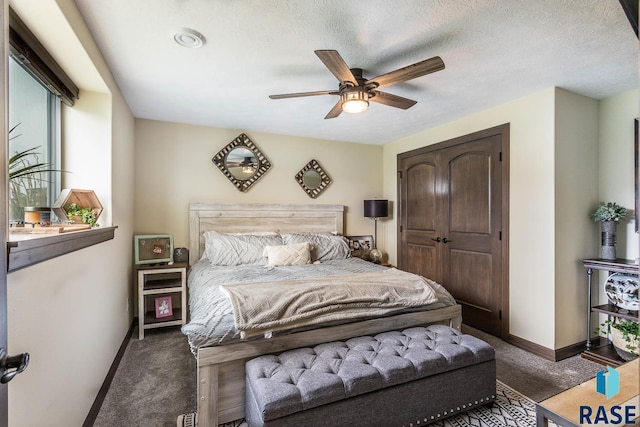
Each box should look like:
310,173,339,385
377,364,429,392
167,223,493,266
582,258,638,365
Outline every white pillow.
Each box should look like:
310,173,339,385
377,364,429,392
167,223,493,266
203,231,283,266
263,242,313,267
281,233,350,261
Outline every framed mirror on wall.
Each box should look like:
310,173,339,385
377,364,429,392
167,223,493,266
225,147,258,180
295,159,332,199
212,133,271,192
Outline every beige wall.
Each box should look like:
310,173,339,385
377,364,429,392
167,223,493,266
597,89,639,260
6,1,135,426
62,91,112,224
134,119,384,247
553,88,599,347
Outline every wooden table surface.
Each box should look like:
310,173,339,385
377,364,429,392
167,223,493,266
537,359,638,426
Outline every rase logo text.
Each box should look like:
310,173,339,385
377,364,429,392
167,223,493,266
579,366,637,425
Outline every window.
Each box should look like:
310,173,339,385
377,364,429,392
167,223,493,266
8,57,61,223
7,6,77,225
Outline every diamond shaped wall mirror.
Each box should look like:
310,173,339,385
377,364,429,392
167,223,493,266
295,159,332,198
212,133,271,192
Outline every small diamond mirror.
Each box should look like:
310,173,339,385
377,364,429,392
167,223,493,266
212,133,271,192
295,159,332,198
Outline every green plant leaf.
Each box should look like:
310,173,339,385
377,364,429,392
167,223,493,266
591,201,628,222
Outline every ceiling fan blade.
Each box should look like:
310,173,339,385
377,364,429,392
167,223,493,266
269,90,338,99
370,91,417,109
315,50,358,85
324,99,343,119
366,56,445,89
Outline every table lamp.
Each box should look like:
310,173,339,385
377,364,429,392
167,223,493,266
364,199,388,263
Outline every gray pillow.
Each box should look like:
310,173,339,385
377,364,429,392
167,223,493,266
281,233,350,262
203,231,283,266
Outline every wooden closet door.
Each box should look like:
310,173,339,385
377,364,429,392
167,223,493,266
398,150,442,281
398,124,508,338
439,134,503,337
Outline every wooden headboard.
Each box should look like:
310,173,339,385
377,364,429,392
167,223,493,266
188,202,345,265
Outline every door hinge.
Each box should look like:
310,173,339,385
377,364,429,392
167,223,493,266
399,225,403,232
499,310,502,321
398,171,403,179
499,152,502,162
499,231,502,240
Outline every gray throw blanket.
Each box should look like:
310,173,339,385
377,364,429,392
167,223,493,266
219,268,438,339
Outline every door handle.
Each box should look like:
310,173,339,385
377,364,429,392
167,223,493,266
0,348,29,384
431,237,441,242
442,238,451,244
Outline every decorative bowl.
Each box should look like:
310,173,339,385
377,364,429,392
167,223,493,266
605,273,639,311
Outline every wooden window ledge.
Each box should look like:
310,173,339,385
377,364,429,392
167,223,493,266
7,226,117,272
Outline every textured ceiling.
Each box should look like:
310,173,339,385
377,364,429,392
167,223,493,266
72,0,638,145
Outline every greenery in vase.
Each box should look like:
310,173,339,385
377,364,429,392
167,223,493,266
591,202,628,222
65,203,99,227
596,319,639,355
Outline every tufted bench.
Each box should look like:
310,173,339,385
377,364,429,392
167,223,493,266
245,325,496,427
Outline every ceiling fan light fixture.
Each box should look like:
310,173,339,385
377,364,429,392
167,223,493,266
341,89,369,114
173,28,206,48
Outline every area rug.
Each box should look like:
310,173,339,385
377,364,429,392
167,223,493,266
177,380,547,427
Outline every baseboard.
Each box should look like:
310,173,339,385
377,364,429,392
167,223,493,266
507,334,585,362
554,340,587,361
82,319,136,427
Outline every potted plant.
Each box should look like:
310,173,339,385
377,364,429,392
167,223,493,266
65,203,99,227
591,202,628,259
596,318,639,361
591,202,628,222
52,189,103,227
8,124,65,223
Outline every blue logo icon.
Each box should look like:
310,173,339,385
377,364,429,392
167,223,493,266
596,366,620,399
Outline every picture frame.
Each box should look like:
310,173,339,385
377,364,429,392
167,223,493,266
346,235,374,261
134,234,174,265
154,296,173,318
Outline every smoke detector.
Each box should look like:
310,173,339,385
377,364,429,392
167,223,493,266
173,28,205,48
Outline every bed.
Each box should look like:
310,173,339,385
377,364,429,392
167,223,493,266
184,202,462,427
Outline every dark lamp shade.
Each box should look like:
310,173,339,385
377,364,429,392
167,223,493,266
364,199,388,218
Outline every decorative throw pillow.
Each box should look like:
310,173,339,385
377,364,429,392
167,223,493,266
203,231,283,266
281,233,350,262
263,242,313,267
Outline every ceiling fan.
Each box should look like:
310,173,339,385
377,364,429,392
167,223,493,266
269,50,445,119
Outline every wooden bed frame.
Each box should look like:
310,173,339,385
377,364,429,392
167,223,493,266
188,202,462,427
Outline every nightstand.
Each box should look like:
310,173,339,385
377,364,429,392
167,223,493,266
136,262,187,339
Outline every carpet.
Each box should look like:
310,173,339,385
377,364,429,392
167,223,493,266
177,380,550,427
